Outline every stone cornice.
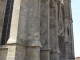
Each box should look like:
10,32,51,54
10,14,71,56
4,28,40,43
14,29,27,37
64,16,73,22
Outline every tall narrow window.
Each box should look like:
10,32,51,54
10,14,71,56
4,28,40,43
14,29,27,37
1,0,14,45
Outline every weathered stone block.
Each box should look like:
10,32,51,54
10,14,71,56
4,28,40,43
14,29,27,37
0,45,8,60
40,50,50,60
6,44,27,60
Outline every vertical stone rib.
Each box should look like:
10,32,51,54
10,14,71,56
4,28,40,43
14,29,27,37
40,0,50,60
63,0,75,60
6,0,22,60
58,1,66,60
7,0,41,60
7,0,21,44
70,22,75,60
50,0,60,60
22,0,41,60
26,0,41,47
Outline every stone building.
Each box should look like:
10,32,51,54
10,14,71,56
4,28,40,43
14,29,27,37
75,57,80,60
0,0,75,60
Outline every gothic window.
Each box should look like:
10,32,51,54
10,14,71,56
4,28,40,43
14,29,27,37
1,0,14,45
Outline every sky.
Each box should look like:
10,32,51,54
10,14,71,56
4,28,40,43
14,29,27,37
71,0,80,57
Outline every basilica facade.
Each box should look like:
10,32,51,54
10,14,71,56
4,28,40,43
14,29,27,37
0,0,75,60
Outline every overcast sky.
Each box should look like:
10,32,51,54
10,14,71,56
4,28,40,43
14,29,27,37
71,0,80,57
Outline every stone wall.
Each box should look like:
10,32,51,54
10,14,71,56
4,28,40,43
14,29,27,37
0,0,75,60
0,45,8,60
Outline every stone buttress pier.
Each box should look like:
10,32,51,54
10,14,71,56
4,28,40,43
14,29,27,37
63,0,75,60
0,0,75,60
40,0,50,60
6,0,41,60
49,0,60,60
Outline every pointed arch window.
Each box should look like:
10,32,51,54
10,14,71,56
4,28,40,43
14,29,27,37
1,0,14,45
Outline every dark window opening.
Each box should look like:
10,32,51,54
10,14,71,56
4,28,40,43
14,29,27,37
67,27,69,35
1,0,14,45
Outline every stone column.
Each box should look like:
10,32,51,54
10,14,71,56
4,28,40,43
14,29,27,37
50,1,60,60
0,0,7,44
68,1,75,59
7,0,41,60
58,1,66,60
40,0,50,60
63,0,75,60
25,0,41,60
6,0,27,60
70,22,75,60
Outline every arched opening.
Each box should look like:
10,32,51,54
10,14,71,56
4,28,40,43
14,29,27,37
1,0,14,45
58,36,66,60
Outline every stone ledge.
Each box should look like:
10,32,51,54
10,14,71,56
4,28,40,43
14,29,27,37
26,40,42,47
7,38,42,47
64,18,73,22
0,45,8,50
41,0,49,2
50,49,60,54
41,47,51,51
